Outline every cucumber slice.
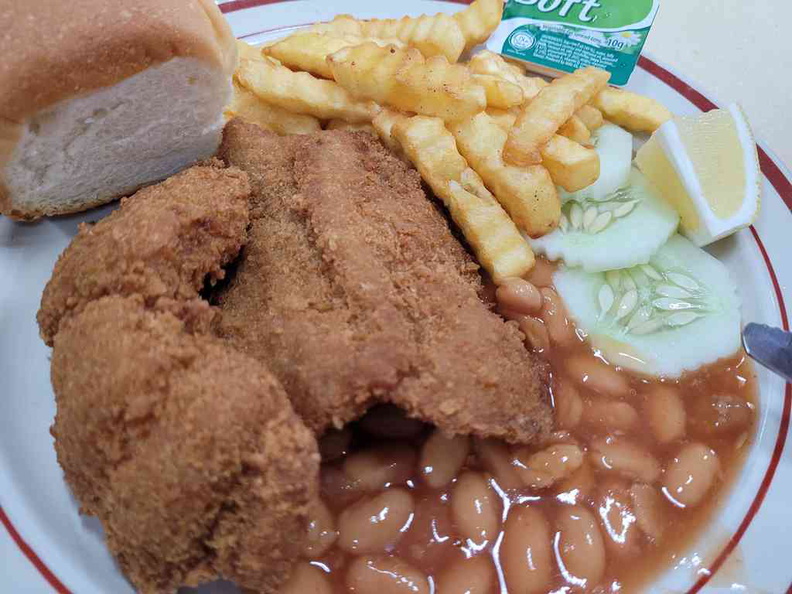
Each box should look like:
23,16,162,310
562,122,633,202
531,168,679,272
554,234,741,378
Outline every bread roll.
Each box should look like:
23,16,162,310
0,0,236,220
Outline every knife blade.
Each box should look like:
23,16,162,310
742,323,792,383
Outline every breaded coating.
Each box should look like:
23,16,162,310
216,120,551,443
37,162,251,345
51,295,319,594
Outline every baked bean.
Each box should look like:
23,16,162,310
645,385,686,444
319,428,352,462
346,555,429,594
630,483,666,541
539,288,578,347
527,257,555,288
688,393,753,436
497,278,543,315
553,380,583,430
519,316,551,354
500,506,552,594
662,443,720,509
305,500,338,557
473,438,522,491
360,404,427,439
596,481,641,558
420,430,470,489
451,471,501,544
582,399,639,433
555,462,595,504
565,354,630,397
344,444,417,492
338,489,415,553
513,444,584,490
321,464,361,507
555,505,607,588
398,492,456,570
436,555,496,594
590,437,661,483
280,562,332,594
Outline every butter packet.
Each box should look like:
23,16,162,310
486,0,660,86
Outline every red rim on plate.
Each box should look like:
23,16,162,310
2,3,790,592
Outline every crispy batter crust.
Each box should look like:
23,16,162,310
37,162,251,345
52,296,319,594
216,120,551,443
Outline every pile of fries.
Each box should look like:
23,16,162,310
225,0,672,282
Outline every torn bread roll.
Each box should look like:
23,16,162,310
0,0,236,220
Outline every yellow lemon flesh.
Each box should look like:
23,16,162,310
635,104,761,246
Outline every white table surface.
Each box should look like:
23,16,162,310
645,0,792,167
3,1,790,592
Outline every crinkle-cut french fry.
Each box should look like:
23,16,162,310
485,108,519,131
235,57,379,123
327,43,486,121
472,74,524,110
449,113,560,238
558,114,591,143
592,87,673,133
576,104,604,131
357,12,466,63
504,66,611,166
487,109,600,192
309,14,364,36
224,81,322,135
391,115,535,280
264,32,405,79
469,50,548,100
372,109,405,151
236,39,264,62
454,0,504,50
326,119,376,134
541,135,600,192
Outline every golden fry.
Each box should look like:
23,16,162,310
592,87,673,133
326,119,376,134
450,112,560,237
359,13,466,62
541,135,600,192
372,109,407,155
504,66,611,166
576,104,604,131
264,32,404,79
309,14,364,36
391,115,535,280
485,108,519,131
327,43,486,121
235,56,379,123
488,109,600,192
469,50,547,100
558,114,591,143
236,39,264,62
472,74,524,110
224,81,322,135
454,0,504,50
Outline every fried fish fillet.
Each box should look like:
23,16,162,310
52,295,319,594
216,119,551,443
38,162,251,345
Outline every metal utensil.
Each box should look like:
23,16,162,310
742,323,792,383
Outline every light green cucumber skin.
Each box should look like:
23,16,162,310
554,234,742,378
532,169,680,272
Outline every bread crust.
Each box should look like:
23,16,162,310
0,0,236,219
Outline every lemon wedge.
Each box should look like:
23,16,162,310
634,104,761,246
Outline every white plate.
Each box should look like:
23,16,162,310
1,1,790,592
